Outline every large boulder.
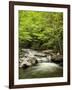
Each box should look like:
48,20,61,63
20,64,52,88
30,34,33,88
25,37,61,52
52,55,63,63
19,56,38,68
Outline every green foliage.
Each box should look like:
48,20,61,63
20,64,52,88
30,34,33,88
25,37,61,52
19,10,63,54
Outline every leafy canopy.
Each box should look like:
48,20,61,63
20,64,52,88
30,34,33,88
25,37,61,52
19,10,63,54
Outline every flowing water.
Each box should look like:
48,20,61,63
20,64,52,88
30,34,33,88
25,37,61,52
19,62,63,79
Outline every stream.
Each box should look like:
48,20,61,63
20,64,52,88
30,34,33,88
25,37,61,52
19,49,63,79
19,62,63,79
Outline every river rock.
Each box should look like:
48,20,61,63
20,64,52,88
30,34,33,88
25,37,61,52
52,55,63,63
19,56,38,68
35,52,46,57
55,55,63,61
42,50,53,54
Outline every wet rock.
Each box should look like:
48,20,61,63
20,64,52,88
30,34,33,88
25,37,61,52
42,50,54,54
19,56,38,68
19,49,63,68
55,55,63,61
52,55,63,63
19,58,32,68
22,64,30,69
35,52,46,57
